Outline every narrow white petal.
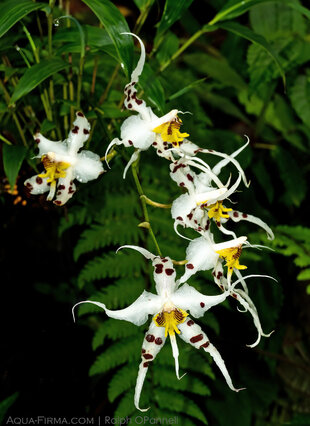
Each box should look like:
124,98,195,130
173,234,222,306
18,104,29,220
135,322,166,411
67,113,91,154
178,319,244,392
170,334,185,380
228,211,274,240
72,291,161,326
212,136,250,176
123,149,140,179
34,133,67,157
186,159,224,189
122,33,146,83
213,236,247,252
117,245,156,260
219,174,242,200
151,109,178,129
104,138,119,169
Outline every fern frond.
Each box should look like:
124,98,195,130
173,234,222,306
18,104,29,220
58,205,91,235
153,366,211,396
108,365,137,403
77,251,146,288
114,390,138,418
155,388,208,424
74,217,143,261
92,319,138,350
89,335,141,376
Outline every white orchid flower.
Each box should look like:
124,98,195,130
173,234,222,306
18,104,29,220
170,153,274,240
104,33,191,177
73,245,245,411
179,235,275,347
24,112,104,206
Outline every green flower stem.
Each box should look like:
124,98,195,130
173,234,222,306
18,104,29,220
131,155,162,257
140,195,172,209
159,29,205,73
0,134,12,145
133,0,153,34
63,83,69,134
90,56,99,96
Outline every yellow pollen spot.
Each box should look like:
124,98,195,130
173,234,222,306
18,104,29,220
216,245,247,276
38,155,70,184
208,201,232,222
152,117,189,147
153,308,188,337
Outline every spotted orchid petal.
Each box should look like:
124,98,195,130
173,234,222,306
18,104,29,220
179,235,219,284
135,322,166,411
178,318,244,392
72,290,162,327
171,283,231,318
24,112,104,205
228,210,274,240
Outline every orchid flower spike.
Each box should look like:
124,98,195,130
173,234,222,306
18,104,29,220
104,33,190,176
73,245,244,411
24,112,104,205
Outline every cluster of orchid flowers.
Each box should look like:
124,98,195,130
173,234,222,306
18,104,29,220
24,33,275,412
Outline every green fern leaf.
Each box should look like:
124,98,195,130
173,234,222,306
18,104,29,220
92,319,138,350
297,268,310,281
108,364,137,402
114,390,138,418
74,216,143,261
58,205,91,235
77,251,146,288
155,388,208,424
89,336,141,376
153,366,211,396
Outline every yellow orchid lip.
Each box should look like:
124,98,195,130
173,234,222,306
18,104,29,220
153,308,188,337
38,154,70,184
152,116,189,147
216,245,247,274
208,201,232,222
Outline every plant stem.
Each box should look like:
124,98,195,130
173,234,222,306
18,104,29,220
0,134,12,145
131,154,162,256
98,64,120,106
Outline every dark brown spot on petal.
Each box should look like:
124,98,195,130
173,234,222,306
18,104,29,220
165,268,174,276
128,140,133,145
187,213,193,220
83,129,89,135
57,191,62,195
187,174,193,182
187,320,194,326
176,216,183,221
200,341,210,348
161,258,168,263
127,103,132,109
142,349,146,354
158,150,162,154
54,200,62,206
26,182,33,190
135,99,143,105
143,362,149,368
58,185,65,190
186,263,194,269
242,213,248,218
68,187,75,194
208,149,214,152
155,264,163,274
232,293,238,299
35,138,40,144
233,211,239,218
72,126,79,134
36,177,43,184
217,271,223,279
200,302,205,308
152,142,157,146
77,112,84,117
190,334,203,343
155,337,163,345
179,182,185,187
146,334,155,343
143,354,153,360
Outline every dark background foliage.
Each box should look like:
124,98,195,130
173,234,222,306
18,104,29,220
1,0,310,424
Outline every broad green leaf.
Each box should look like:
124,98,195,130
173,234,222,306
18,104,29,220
297,269,310,281
0,0,47,38
208,0,310,26
81,0,133,77
289,75,310,127
218,21,286,87
183,53,247,91
250,2,306,40
2,144,27,189
139,63,165,113
0,392,19,424
156,31,179,66
155,0,194,48
10,59,69,105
